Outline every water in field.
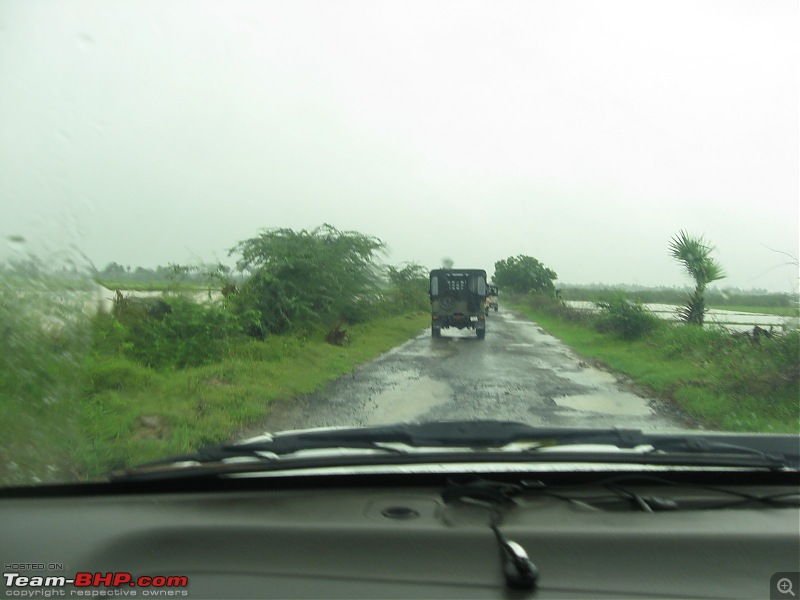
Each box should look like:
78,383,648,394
90,285,223,314
563,301,797,333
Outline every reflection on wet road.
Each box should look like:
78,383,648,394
256,309,686,433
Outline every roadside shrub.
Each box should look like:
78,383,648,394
154,298,244,368
385,263,429,314
339,293,383,324
713,330,800,403
594,295,660,340
90,312,130,357
113,296,244,369
228,272,317,336
229,225,386,336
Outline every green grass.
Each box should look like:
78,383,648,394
511,299,799,434
3,266,432,485
73,311,430,479
0,283,93,485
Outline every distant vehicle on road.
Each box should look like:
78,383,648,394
485,284,499,315
429,269,487,339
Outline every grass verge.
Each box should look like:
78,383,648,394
510,299,799,434
74,311,429,479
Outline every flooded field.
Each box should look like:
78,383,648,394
564,301,798,333
90,285,222,314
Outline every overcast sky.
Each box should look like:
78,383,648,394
1,0,798,292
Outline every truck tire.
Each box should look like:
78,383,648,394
432,326,441,338
476,327,485,339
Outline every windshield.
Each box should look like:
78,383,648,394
1,0,798,487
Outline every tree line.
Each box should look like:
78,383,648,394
101,225,781,348
104,225,430,368
490,230,792,328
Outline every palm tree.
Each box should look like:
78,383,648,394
669,231,726,326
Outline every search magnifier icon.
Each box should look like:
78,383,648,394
777,578,796,597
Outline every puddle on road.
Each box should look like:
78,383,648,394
367,377,453,425
495,309,656,419
553,391,652,416
557,368,616,387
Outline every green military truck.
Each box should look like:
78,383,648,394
429,268,487,339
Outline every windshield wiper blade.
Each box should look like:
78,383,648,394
235,421,649,452
133,438,406,468
114,421,798,478
112,422,648,477
141,421,648,466
130,421,642,466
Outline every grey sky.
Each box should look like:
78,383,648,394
1,0,797,291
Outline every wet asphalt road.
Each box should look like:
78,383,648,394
253,308,689,435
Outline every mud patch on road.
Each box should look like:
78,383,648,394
552,391,653,416
556,366,617,388
557,355,704,429
367,377,452,425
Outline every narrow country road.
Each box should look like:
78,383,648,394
250,308,689,435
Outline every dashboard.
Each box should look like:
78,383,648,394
2,470,799,599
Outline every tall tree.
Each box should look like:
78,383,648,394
386,262,429,311
493,255,557,294
668,230,726,326
230,224,385,335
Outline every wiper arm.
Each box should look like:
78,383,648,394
649,437,784,462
